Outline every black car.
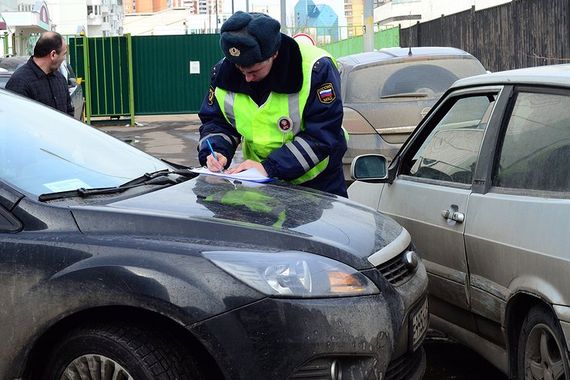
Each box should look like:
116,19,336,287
0,88,428,380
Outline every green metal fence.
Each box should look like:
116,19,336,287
320,26,400,57
131,34,221,115
69,33,222,124
69,35,134,125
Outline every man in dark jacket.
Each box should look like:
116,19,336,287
198,12,347,197
6,31,74,117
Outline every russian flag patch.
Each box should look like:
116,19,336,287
317,83,336,104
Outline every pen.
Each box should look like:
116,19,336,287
206,138,218,161
206,138,223,172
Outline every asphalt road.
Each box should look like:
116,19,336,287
423,335,506,380
98,116,508,380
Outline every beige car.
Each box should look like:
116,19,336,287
337,47,487,181
348,64,570,379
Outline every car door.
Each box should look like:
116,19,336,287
465,86,570,346
59,61,84,120
376,87,502,332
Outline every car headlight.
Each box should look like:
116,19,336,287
203,250,379,298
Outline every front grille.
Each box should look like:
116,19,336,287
376,250,415,286
290,358,332,379
385,349,424,380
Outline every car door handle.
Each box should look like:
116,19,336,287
451,212,465,223
441,208,465,223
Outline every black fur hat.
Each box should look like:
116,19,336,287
220,11,282,67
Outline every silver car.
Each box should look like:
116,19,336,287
348,64,570,379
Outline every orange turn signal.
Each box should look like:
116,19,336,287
328,271,366,293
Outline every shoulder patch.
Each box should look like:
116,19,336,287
316,83,336,104
208,86,215,106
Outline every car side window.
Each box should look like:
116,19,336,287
402,95,495,184
494,91,570,193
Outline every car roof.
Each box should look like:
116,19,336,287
337,47,478,68
0,56,27,72
452,64,570,88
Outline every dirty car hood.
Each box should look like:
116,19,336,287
70,176,403,269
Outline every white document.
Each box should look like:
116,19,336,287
189,61,200,74
191,167,272,183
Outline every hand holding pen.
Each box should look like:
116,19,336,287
205,139,227,172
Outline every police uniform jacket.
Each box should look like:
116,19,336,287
198,34,347,197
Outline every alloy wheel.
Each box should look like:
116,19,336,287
524,323,566,380
60,354,134,380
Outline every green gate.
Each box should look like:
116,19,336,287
70,34,222,124
132,34,221,115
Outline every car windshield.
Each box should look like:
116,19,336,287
0,90,170,196
345,58,485,102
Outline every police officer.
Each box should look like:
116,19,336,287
198,11,347,197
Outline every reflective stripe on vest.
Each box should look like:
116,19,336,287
215,43,336,184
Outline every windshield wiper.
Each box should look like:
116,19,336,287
39,186,133,202
119,168,199,187
118,169,176,187
39,169,198,202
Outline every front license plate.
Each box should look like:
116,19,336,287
410,297,429,351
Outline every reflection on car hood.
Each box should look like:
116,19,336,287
70,176,403,269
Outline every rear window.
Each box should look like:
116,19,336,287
345,58,486,103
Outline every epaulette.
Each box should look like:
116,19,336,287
313,57,332,73
210,64,218,81
210,60,224,81
312,59,323,73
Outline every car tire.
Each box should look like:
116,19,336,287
42,322,204,380
517,305,570,380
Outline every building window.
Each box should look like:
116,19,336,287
87,5,102,15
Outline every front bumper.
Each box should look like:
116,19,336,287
191,263,428,380
191,294,394,379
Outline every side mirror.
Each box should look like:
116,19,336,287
351,154,388,181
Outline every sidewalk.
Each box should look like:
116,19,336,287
93,114,201,131
96,114,203,168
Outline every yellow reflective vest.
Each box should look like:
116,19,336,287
214,43,336,185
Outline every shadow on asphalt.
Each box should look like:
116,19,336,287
424,337,507,380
